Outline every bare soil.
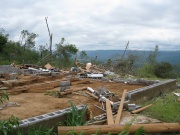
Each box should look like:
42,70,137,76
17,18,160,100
0,78,146,120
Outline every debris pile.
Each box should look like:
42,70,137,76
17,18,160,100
0,62,179,134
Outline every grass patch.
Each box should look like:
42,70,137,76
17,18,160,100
140,88,180,123
59,100,88,126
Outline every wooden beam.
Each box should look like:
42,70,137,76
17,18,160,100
115,89,127,124
131,104,152,114
85,91,99,99
60,87,87,95
58,123,180,135
106,99,114,125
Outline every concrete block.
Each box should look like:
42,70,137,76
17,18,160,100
60,86,70,92
60,81,71,87
128,104,136,111
4,73,18,80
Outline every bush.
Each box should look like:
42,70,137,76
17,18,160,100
0,115,20,135
0,90,9,105
136,63,156,78
154,62,173,78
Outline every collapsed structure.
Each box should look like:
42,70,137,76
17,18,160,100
0,63,179,134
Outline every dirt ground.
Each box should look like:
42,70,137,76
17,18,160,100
0,78,146,120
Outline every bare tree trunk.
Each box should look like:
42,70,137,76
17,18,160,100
121,41,129,59
50,33,52,64
45,17,52,64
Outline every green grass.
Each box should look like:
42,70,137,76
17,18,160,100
0,90,9,105
140,88,180,123
59,100,88,126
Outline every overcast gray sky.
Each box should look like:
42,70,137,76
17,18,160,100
0,0,180,51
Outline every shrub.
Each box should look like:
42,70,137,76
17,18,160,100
136,63,155,78
0,90,9,105
0,115,19,135
154,62,173,78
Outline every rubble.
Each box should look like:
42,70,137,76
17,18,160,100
0,102,20,110
173,92,180,97
0,62,178,134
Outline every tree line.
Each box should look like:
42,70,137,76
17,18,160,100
0,28,179,79
0,28,80,69
103,45,180,78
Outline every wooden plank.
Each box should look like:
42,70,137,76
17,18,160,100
131,104,152,114
60,87,87,95
58,123,180,135
115,89,127,124
85,91,99,99
106,99,114,125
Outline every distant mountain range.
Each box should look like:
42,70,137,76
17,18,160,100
78,50,180,65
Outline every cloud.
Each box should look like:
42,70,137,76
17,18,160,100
0,0,180,51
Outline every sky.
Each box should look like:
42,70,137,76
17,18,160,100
0,0,180,51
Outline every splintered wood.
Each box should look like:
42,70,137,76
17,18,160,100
115,89,127,124
85,91,99,99
106,99,114,125
131,104,152,114
60,87,87,95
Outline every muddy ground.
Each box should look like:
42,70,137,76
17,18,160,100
0,77,146,120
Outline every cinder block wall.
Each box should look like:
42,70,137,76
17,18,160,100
12,105,87,134
0,65,21,74
127,79,176,104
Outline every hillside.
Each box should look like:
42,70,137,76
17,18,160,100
80,50,180,65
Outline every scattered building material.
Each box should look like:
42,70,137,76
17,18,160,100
71,79,91,85
5,73,18,80
128,104,136,111
87,87,115,107
0,102,20,110
87,119,107,125
60,87,87,95
120,115,161,125
58,123,180,135
131,104,152,114
106,99,114,125
86,63,92,72
86,73,103,78
97,86,113,98
85,91,99,99
94,104,106,112
127,104,141,111
115,89,127,124
44,63,54,70
60,80,71,92
173,92,180,97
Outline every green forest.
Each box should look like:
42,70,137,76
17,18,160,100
0,28,179,79
0,28,78,69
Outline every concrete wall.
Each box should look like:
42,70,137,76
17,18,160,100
13,105,86,134
0,65,21,74
126,79,176,104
